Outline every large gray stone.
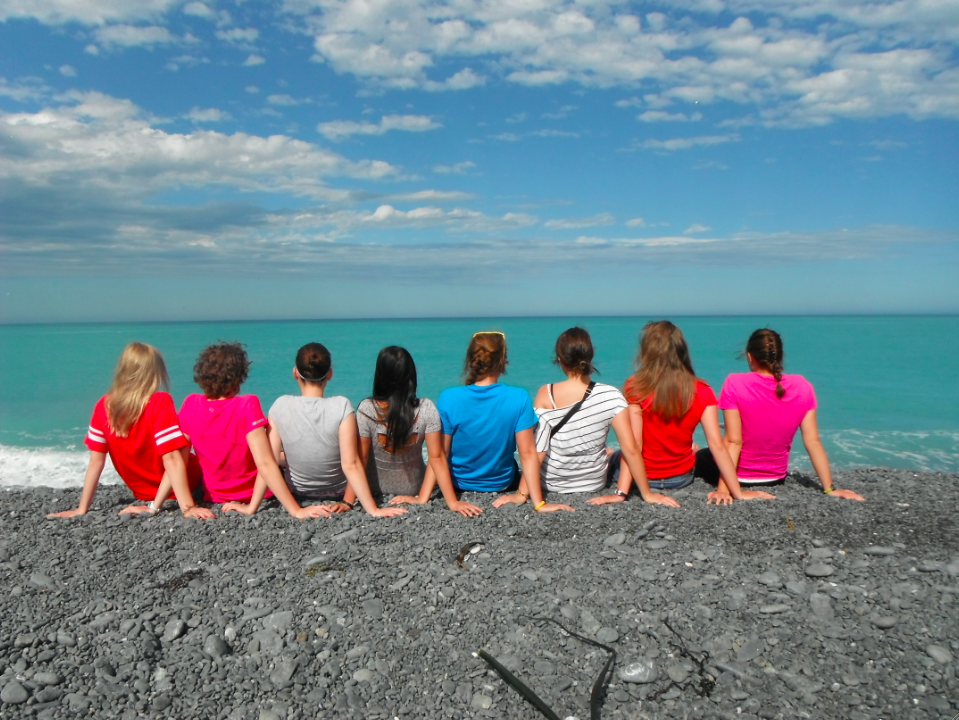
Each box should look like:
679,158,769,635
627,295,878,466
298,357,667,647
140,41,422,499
263,611,294,633
805,563,835,578
1,681,29,704
926,645,954,664
620,659,659,684
809,593,835,621
204,635,231,659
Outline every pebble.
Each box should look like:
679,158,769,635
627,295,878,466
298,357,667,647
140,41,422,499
805,563,835,577
667,664,690,683
603,533,626,546
809,592,835,621
925,645,954,664
32,672,62,685
872,616,897,629
645,540,670,550
595,627,619,643
354,669,375,683
161,619,186,642
361,598,384,618
619,659,659,684
203,634,231,658
863,546,896,556
785,581,808,596
470,693,493,710
759,604,790,614
1,681,29,704
756,572,781,587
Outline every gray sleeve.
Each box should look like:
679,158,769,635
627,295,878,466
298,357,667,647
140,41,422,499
354,398,374,437
267,396,284,421
419,399,441,434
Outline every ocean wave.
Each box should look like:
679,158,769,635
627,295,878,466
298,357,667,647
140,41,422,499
0,444,121,490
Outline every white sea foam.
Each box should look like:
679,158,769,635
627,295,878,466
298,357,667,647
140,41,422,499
0,444,121,490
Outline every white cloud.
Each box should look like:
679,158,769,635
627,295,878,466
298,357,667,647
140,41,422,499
317,114,442,141
216,27,259,44
542,105,577,119
433,161,476,175
505,112,527,124
626,217,646,228
242,54,266,66
185,107,231,122
245,85,260,94
684,223,711,234
638,110,703,122
280,0,959,124
58,65,77,77
267,94,303,106
182,2,214,19
545,213,615,230
633,134,740,151
0,0,181,25
92,24,177,49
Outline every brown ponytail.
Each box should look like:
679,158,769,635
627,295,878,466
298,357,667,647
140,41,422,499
464,332,508,385
554,327,597,377
745,328,785,398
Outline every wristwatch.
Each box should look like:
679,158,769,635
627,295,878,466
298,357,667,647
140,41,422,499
613,489,629,500
146,501,160,515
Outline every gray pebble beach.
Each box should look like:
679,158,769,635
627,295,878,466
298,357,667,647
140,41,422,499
1,467,957,720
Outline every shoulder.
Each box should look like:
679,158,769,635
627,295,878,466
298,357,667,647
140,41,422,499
330,395,354,414
92,395,109,413
438,386,467,406
418,397,438,414
533,384,551,407
238,394,265,414
179,393,203,412
147,391,176,414
694,379,717,402
357,397,376,414
268,394,293,414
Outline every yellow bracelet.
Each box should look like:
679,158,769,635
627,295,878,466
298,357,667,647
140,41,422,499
823,488,834,494
534,501,547,511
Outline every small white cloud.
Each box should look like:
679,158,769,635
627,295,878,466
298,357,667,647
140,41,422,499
59,65,77,77
243,54,266,67
267,94,302,106
216,28,259,44
626,217,645,228
693,160,729,170
505,112,527,124
637,111,702,123
84,44,99,56
433,161,476,175
318,114,442,141
93,25,177,49
491,132,520,142
684,223,711,235
865,139,907,149
530,129,579,138
245,85,260,94
633,134,740,152
542,105,577,119
575,236,608,245
185,107,231,122
183,2,215,19
545,213,615,230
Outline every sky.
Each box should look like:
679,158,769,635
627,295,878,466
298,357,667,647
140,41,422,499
0,0,957,323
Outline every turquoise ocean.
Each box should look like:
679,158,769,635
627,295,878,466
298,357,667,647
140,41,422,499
1,316,958,489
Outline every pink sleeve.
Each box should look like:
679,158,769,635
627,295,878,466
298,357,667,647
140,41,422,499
243,396,268,434
718,376,738,410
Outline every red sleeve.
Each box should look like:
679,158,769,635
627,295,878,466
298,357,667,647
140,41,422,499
150,392,190,455
697,381,718,408
84,397,109,451
242,396,268,434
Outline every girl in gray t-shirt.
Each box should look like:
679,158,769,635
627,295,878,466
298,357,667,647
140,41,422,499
357,347,482,517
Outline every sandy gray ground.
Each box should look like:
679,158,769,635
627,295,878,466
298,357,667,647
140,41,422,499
1,467,957,720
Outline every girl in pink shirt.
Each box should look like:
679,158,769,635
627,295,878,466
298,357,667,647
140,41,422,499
715,329,864,501
179,342,335,519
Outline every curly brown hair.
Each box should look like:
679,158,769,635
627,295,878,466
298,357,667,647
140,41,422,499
193,342,250,399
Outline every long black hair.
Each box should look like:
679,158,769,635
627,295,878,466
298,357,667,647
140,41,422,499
370,346,420,453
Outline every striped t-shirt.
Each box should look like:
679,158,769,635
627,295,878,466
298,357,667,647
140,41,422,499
534,382,628,493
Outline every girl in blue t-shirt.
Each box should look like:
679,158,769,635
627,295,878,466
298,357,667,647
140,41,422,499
436,331,573,514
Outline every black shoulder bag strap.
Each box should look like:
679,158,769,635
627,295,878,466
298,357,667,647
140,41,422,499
547,381,596,444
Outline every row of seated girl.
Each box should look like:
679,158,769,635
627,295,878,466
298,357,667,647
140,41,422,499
48,321,863,521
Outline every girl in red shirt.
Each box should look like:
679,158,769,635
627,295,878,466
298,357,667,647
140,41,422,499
48,343,214,519
593,321,775,506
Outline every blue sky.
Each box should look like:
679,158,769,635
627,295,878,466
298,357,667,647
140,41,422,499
1,0,957,322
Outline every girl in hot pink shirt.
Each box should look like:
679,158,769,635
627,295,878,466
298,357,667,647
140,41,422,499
715,329,864,501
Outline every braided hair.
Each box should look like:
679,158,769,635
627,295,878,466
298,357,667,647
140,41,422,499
745,328,785,398
464,332,508,385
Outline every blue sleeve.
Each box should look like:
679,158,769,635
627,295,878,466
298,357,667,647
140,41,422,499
514,390,538,433
437,391,454,435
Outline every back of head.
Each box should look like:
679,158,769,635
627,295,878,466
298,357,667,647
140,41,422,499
464,332,508,385
372,346,419,453
628,320,697,420
295,342,332,384
194,342,250,399
107,342,169,436
746,328,785,398
554,327,597,377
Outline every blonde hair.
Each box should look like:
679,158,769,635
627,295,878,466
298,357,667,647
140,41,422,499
625,321,697,421
106,342,170,436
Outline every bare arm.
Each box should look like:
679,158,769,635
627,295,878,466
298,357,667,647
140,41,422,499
267,419,284,466
589,408,680,507
152,448,214,519
427,431,481,516
515,427,573,513
703,406,775,504
712,408,743,497
47,451,107,518
223,427,333,519
339,415,405,518
800,409,864,501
